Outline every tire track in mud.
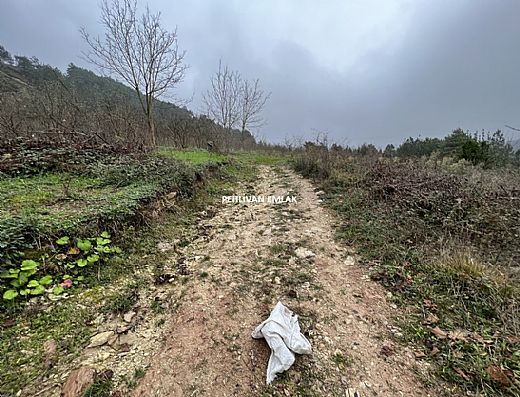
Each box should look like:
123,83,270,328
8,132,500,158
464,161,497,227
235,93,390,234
131,165,437,397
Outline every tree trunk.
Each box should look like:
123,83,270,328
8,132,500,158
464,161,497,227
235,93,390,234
146,96,156,147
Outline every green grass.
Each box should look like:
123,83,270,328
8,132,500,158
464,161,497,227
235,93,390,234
83,377,113,397
158,147,286,167
0,299,95,396
0,148,204,265
0,173,103,210
157,148,229,164
0,173,159,233
102,281,140,314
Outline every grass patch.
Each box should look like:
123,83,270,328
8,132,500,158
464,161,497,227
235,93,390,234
83,377,113,397
0,300,95,395
0,145,206,266
157,148,229,164
103,281,140,314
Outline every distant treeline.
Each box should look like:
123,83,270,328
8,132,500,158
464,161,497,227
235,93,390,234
0,45,256,150
300,128,520,169
384,128,520,167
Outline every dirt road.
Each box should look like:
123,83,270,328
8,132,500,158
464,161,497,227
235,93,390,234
131,166,434,396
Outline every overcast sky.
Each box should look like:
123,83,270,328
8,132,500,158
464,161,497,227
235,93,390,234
1,0,519,146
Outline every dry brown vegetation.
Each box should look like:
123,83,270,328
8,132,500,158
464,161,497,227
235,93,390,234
293,145,520,395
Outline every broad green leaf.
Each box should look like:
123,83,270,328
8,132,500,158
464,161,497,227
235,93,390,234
76,276,85,281
1,271,18,279
39,276,53,285
100,231,110,238
56,236,70,245
3,290,18,300
77,239,92,252
30,285,45,295
96,237,111,246
53,286,64,295
18,272,29,286
27,280,40,288
87,254,99,263
21,260,38,271
63,275,72,280
76,259,88,267
113,246,123,254
19,289,30,296
96,246,111,253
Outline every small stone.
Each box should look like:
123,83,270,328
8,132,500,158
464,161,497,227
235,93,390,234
118,333,137,346
88,331,114,348
96,351,111,362
107,335,119,347
43,339,57,368
295,247,315,259
123,311,136,323
91,314,105,326
344,256,356,266
62,367,96,397
157,241,174,252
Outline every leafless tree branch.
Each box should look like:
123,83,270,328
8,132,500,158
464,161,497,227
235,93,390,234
80,0,187,146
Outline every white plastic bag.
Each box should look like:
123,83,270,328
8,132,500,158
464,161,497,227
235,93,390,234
252,301,312,384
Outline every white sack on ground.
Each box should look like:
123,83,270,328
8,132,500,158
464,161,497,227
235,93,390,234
252,301,312,384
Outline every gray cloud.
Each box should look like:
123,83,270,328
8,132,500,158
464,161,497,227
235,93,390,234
1,0,519,146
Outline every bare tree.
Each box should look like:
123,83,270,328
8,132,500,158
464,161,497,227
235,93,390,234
164,116,191,148
239,78,269,139
202,61,242,132
203,61,269,147
81,0,187,147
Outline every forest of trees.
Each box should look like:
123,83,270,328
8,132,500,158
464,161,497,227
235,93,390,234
296,128,520,171
0,45,257,151
385,128,520,167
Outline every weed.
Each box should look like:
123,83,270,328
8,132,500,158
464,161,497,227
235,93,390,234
331,351,352,369
134,367,146,380
269,244,289,255
84,377,113,397
150,299,165,315
103,282,140,314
